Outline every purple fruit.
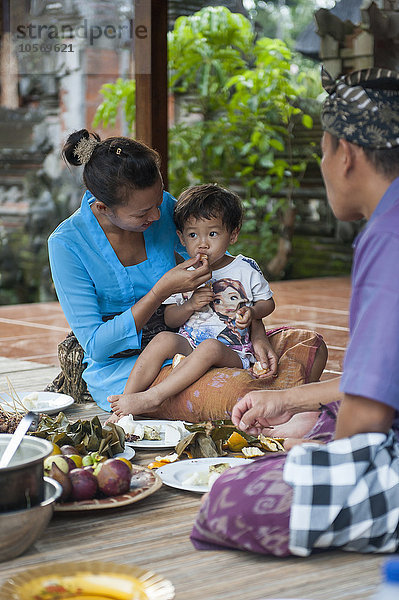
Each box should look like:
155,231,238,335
83,465,94,473
95,459,131,497
69,468,98,501
60,455,76,472
49,463,72,502
60,444,78,455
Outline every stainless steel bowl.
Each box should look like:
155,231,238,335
0,477,61,562
0,434,53,511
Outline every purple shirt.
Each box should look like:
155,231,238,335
341,176,399,413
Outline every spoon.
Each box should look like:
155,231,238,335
0,411,39,469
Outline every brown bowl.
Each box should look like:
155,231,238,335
0,434,53,511
0,477,62,562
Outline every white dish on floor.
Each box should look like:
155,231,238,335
0,390,75,415
123,420,188,449
157,457,250,493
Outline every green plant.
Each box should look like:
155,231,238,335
94,6,322,277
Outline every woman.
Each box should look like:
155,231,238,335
48,130,213,411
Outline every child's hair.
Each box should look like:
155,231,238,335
174,184,243,233
62,129,161,208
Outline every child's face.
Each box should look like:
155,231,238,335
177,215,238,268
213,286,245,318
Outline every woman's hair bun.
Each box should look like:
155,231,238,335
63,129,101,166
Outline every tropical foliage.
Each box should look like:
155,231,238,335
94,6,322,276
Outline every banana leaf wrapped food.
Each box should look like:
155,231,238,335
175,420,285,459
32,413,125,457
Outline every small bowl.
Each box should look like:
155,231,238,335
0,477,61,562
0,434,53,511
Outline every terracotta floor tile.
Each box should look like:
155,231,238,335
0,277,352,373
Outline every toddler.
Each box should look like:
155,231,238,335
109,184,276,417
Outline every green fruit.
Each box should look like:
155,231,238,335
44,455,70,474
82,455,94,466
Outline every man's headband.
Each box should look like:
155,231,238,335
321,67,399,149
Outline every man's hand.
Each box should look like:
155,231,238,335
232,389,293,436
235,306,253,329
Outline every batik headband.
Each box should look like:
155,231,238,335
73,136,99,165
321,67,399,149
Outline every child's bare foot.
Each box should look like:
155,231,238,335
107,388,163,417
105,413,119,425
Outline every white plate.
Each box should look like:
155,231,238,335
0,390,75,415
157,457,251,493
115,446,135,461
124,420,188,449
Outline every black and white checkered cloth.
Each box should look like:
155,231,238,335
283,430,399,556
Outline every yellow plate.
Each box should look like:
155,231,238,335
0,560,174,600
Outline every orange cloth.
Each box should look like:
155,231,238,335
146,327,323,421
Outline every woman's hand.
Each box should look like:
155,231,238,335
232,389,294,436
154,255,212,299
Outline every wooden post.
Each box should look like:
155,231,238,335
135,0,168,188
1,0,19,108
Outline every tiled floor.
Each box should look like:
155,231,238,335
0,276,351,375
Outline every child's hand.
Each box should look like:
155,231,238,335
235,306,253,329
251,346,278,378
187,286,214,311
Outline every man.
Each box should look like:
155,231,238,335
191,67,399,556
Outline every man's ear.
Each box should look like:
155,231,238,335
340,139,356,175
229,228,240,245
177,230,186,247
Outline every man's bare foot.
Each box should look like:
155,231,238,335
284,437,325,451
107,388,163,417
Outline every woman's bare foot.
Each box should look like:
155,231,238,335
107,388,163,417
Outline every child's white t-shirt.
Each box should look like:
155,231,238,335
163,254,273,361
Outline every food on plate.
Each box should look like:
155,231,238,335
226,431,248,452
258,434,285,452
33,414,125,457
242,446,264,458
117,416,181,446
44,448,132,502
117,415,162,440
182,462,232,489
95,458,132,496
147,453,179,469
69,468,98,501
60,444,78,455
22,392,67,411
16,570,153,600
44,455,71,474
48,463,72,502
175,420,285,460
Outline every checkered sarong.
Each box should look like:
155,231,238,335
283,430,399,556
